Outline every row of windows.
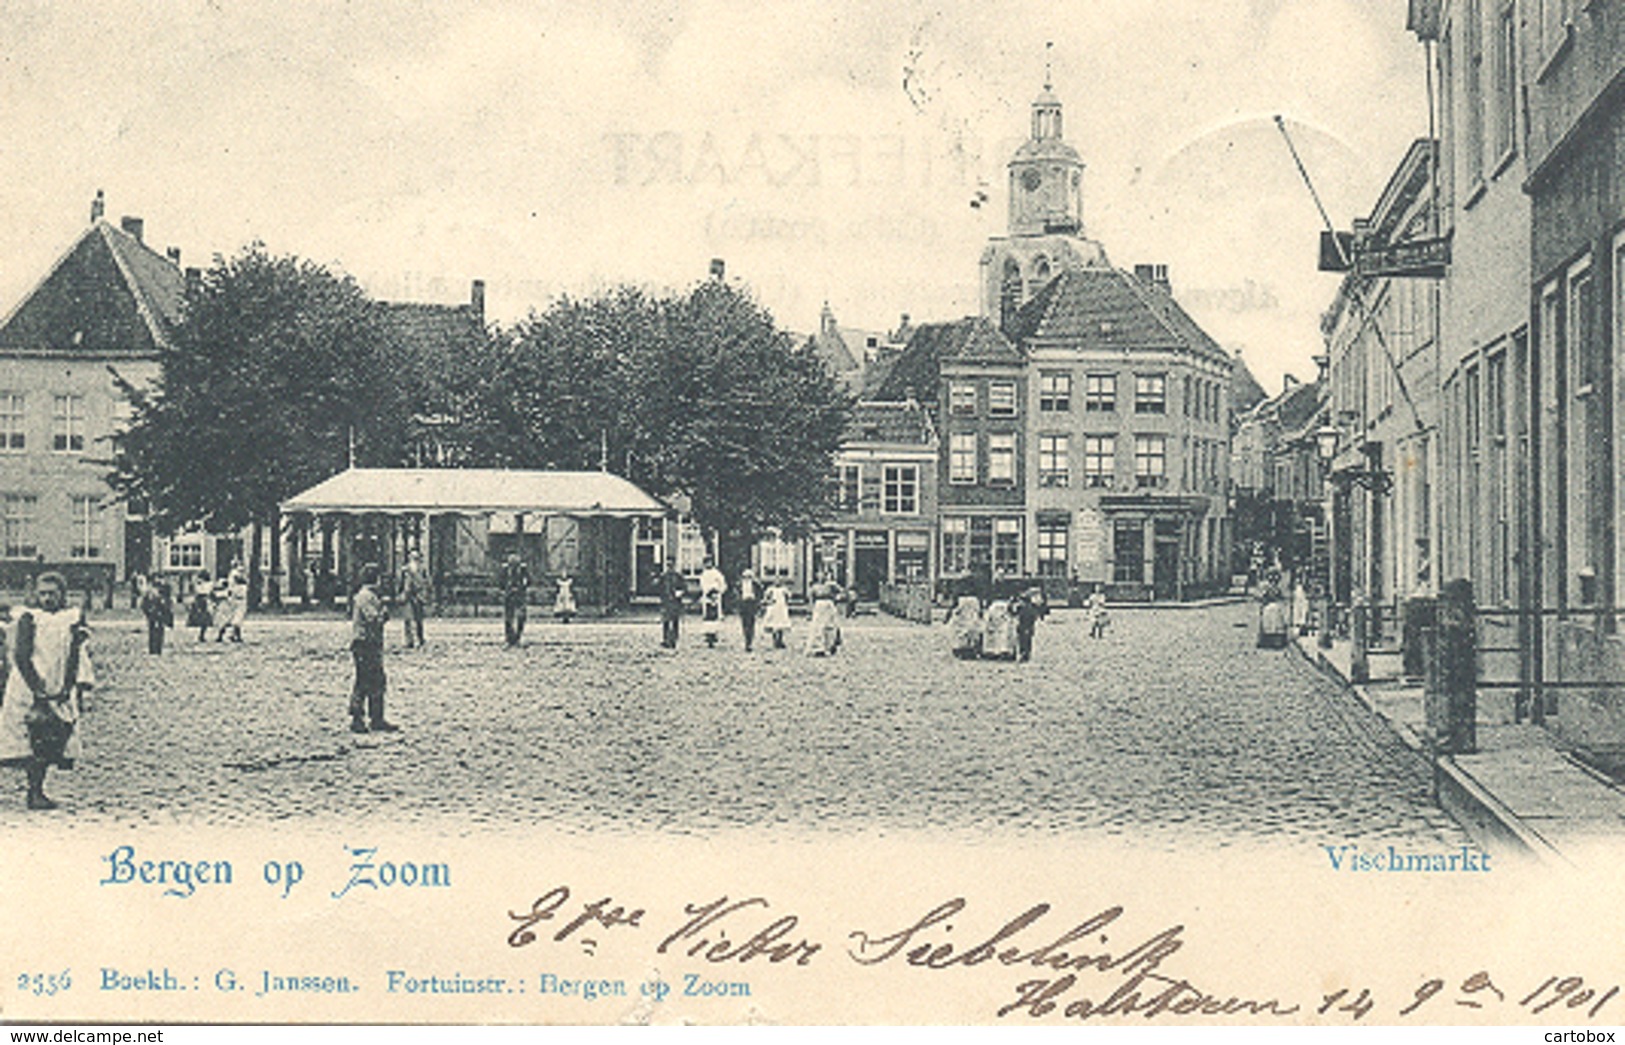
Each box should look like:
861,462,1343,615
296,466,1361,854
940,516,1023,576
942,516,1203,584
1033,372,1172,415
829,464,922,515
958,372,1188,418
1439,0,1517,213
1,492,104,559
953,431,1181,489
950,380,1019,418
0,392,89,453
1180,375,1224,424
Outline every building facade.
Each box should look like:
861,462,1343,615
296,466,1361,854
1521,0,1625,748
0,203,182,600
809,400,938,598
1009,266,1234,599
1320,140,1444,631
931,318,1029,588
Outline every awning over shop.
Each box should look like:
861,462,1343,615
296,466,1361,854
281,467,670,517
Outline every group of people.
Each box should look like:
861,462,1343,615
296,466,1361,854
171,563,250,646
944,582,1112,661
498,553,577,648
660,559,828,655
946,583,1050,662
129,562,250,656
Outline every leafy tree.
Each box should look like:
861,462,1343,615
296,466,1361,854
111,244,409,597
458,280,851,573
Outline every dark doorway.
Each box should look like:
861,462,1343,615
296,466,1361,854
1154,534,1180,600
853,533,888,601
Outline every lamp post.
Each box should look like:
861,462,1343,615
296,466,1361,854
1315,424,1339,649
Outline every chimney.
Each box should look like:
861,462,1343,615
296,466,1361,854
820,301,836,336
166,246,182,267
90,190,105,224
470,279,486,326
709,258,726,281
120,216,144,244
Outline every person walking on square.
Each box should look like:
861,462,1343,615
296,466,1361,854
981,593,1018,660
188,571,213,642
946,582,984,660
761,579,792,649
552,573,577,624
214,561,247,643
1014,585,1048,663
1,573,96,810
140,578,174,655
698,558,726,648
349,563,395,734
398,549,431,648
658,563,685,649
500,552,531,648
1087,586,1110,639
803,576,842,656
735,569,762,651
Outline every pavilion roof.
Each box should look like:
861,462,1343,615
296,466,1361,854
281,468,669,517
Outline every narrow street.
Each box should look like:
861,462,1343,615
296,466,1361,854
19,603,1467,849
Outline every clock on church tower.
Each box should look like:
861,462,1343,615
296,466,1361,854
1007,82,1084,237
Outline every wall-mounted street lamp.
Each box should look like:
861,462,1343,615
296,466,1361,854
1315,424,1392,494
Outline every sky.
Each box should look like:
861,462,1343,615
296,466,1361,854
0,0,1429,394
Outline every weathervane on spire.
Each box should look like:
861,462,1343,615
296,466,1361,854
1044,40,1053,90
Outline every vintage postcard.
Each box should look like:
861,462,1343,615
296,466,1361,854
2,0,1624,1032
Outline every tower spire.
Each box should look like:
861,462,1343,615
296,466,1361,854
1044,40,1053,91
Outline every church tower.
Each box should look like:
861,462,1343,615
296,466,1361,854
980,60,1109,327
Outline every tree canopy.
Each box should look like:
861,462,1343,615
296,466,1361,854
111,244,408,534
455,279,852,560
114,254,850,566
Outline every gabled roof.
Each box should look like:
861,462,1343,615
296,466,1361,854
808,327,859,375
0,221,185,357
377,300,484,352
844,400,935,446
1275,379,1324,431
1229,352,1268,413
282,468,669,516
1005,267,1228,365
864,316,1019,402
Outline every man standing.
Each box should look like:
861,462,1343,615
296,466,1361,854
1014,585,1048,663
500,552,531,648
398,549,431,648
140,579,174,655
735,568,761,652
349,564,395,734
658,563,685,649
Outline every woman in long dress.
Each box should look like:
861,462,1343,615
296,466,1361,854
946,588,984,660
981,597,1018,660
803,579,842,656
762,582,793,649
698,560,726,648
0,573,95,811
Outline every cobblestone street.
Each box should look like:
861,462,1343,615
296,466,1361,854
12,602,1467,847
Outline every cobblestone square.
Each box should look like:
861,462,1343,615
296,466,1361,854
19,603,1466,848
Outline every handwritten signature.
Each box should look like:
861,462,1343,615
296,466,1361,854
504,885,1620,1023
